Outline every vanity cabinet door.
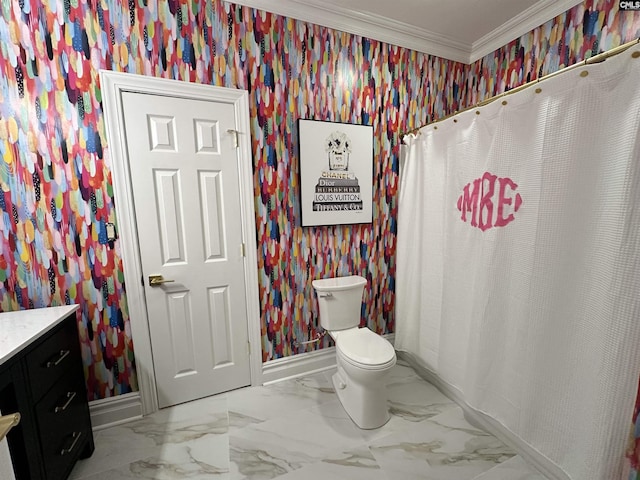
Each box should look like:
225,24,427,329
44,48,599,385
0,308,94,480
0,366,17,480
34,370,91,480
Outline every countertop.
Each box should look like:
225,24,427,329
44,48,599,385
0,305,79,366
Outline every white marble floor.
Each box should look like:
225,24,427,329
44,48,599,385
70,362,549,480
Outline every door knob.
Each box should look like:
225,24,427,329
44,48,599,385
148,275,175,286
0,413,20,441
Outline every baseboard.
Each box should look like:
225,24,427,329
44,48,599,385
89,392,143,430
261,332,397,385
86,334,393,429
396,351,570,480
87,334,396,426
262,347,337,385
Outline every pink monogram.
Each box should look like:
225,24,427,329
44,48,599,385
456,172,523,231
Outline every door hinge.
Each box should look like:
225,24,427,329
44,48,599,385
247,341,251,356
226,129,239,148
240,243,246,257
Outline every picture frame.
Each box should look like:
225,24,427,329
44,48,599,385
298,119,373,227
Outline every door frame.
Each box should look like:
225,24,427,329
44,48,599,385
100,71,263,415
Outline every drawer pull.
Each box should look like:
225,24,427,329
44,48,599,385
60,431,82,456
54,391,77,413
46,349,70,368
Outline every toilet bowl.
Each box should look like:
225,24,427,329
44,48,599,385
312,276,396,429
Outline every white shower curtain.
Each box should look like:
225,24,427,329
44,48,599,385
396,44,640,480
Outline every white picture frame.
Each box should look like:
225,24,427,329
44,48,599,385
298,119,373,227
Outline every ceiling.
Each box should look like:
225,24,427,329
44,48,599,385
230,0,583,63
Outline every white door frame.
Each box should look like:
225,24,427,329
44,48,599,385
100,71,263,415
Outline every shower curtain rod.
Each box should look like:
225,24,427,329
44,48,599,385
400,37,640,138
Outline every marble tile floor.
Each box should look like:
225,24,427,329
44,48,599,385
70,362,549,480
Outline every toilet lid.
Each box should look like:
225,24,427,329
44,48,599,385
336,328,395,366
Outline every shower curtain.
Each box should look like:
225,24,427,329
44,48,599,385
396,44,640,480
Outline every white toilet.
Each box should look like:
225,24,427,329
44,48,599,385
312,275,396,429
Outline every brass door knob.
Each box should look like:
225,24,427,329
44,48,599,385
0,413,20,441
148,275,175,287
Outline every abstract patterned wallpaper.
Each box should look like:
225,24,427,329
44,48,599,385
467,0,640,103
631,381,640,479
0,0,465,399
0,0,637,410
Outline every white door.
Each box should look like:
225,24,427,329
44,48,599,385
121,91,251,408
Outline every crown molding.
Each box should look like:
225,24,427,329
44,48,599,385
470,0,584,63
227,0,471,63
227,0,583,65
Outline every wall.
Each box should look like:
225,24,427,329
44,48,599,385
632,383,640,479
244,14,465,361
0,0,466,400
467,0,640,103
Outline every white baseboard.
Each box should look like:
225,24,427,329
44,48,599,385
262,347,337,385
396,351,570,480
87,333,396,428
261,332,397,385
89,392,143,430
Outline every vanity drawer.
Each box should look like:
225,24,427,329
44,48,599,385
26,317,81,400
35,371,91,480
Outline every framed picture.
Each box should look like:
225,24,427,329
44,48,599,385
298,119,373,227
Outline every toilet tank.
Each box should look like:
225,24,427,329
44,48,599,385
312,275,367,331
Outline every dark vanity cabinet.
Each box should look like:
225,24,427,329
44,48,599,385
0,306,94,480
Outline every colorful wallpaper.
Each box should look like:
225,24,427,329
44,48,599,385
467,0,640,103
631,381,640,479
0,0,466,399
246,19,465,361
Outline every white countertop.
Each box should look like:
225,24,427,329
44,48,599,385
0,305,79,366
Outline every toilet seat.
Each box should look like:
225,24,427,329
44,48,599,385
336,328,396,369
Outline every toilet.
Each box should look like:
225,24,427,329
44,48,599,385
312,275,396,429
